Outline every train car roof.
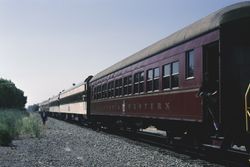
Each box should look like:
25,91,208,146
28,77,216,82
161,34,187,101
59,81,85,96
39,81,86,105
91,1,250,82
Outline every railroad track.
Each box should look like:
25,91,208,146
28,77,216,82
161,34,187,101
99,127,250,167
52,117,250,167
201,144,249,167
129,131,250,167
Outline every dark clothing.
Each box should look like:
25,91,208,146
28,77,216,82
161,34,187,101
198,80,219,132
40,111,48,125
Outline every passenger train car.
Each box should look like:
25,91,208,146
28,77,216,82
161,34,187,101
40,77,91,121
40,2,250,152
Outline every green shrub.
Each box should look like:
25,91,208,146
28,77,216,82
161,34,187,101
19,115,43,138
0,109,23,138
0,123,12,146
0,109,43,146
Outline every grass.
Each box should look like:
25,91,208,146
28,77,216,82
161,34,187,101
0,109,43,146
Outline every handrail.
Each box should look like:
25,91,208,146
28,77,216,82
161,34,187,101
245,84,250,132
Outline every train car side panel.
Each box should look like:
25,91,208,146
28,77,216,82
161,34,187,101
91,89,202,121
59,102,87,115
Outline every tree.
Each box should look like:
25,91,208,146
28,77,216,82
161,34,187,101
0,78,27,109
27,104,39,112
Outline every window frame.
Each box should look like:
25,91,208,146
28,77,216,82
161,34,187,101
101,83,107,99
139,72,144,94
162,64,171,90
118,78,123,96
162,61,180,90
133,71,144,94
171,61,179,89
185,49,195,79
146,67,160,92
127,75,132,95
133,73,140,94
153,67,160,91
146,69,153,92
123,77,128,96
110,81,115,98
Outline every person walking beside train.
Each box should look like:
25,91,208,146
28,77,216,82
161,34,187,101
40,111,48,125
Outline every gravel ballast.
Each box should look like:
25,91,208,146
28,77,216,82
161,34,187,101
0,116,222,167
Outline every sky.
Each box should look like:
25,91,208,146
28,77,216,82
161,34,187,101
0,0,245,106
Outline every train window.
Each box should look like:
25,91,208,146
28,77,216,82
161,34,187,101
97,86,99,99
134,72,144,94
123,77,128,95
108,82,111,98
128,75,132,95
147,68,159,92
134,73,139,94
163,64,171,89
153,68,160,91
95,86,98,99
147,69,153,92
124,77,128,85
111,81,115,97
123,76,132,96
104,83,108,98
102,84,105,98
118,78,123,96
147,69,153,80
139,72,144,93
97,85,101,99
94,87,96,99
171,62,179,88
186,50,194,78
115,80,119,97
94,87,97,99
102,84,107,98
99,85,102,99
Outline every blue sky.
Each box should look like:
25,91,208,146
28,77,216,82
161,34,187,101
0,0,245,105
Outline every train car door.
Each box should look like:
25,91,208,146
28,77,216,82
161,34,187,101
202,42,220,133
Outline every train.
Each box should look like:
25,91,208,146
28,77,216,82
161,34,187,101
40,2,250,153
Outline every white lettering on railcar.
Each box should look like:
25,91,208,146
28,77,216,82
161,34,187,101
122,100,125,113
157,103,162,110
100,101,171,113
150,103,154,110
138,103,142,110
164,102,170,111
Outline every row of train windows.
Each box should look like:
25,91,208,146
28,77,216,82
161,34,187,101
93,50,194,100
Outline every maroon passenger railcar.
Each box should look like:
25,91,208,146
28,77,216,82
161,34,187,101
89,2,250,150
90,31,218,126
